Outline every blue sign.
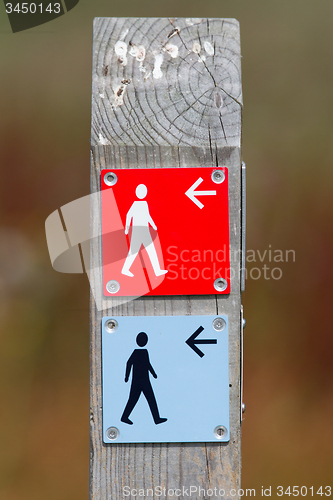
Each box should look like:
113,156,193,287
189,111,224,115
102,315,229,443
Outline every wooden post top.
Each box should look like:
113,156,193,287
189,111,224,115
91,17,242,149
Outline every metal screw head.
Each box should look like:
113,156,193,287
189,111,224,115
104,172,118,186
214,425,227,439
212,317,226,331
214,278,228,292
105,319,118,332
242,318,246,329
106,427,119,440
242,403,246,413
106,280,120,294
211,170,225,184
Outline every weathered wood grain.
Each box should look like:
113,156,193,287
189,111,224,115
90,18,243,500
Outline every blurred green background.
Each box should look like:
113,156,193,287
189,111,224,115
1,1,333,499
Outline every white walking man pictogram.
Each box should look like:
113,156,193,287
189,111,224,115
121,184,168,278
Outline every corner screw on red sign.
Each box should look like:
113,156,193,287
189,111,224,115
101,167,230,297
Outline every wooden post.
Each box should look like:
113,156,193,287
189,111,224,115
90,17,243,499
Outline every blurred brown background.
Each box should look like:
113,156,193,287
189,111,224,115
1,1,333,499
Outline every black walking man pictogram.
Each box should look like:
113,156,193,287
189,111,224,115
121,332,167,425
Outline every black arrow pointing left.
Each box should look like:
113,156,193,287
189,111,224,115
186,326,217,358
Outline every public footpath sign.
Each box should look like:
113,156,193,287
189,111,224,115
101,167,230,297
102,315,229,443
91,17,243,497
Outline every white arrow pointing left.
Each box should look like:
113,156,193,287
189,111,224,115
185,177,217,209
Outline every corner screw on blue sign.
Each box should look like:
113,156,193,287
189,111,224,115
102,315,229,443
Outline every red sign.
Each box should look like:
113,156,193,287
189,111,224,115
101,167,230,297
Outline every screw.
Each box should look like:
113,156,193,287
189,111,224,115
212,317,226,331
211,170,225,184
106,427,119,440
106,280,120,294
214,425,227,439
242,403,246,413
242,318,246,329
105,319,118,332
214,278,228,292
104,172,118,186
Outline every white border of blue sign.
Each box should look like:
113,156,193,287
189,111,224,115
102,315,229,443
